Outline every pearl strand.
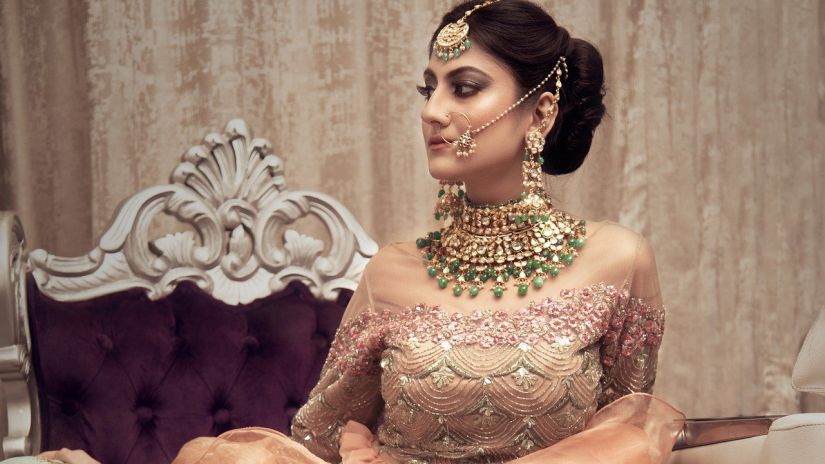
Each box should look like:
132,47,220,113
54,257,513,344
472,57,567,135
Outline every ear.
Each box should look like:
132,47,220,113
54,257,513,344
529,91,558,138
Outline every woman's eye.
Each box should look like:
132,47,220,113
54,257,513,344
416,84,434,100
416,82,481,100
453,83,480,97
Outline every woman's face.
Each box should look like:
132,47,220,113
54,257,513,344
419,44,533,184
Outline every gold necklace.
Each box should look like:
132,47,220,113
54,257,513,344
417,190,586,298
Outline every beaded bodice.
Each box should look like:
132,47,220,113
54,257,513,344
291,221,666,464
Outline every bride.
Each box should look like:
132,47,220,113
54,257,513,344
37,1,684,463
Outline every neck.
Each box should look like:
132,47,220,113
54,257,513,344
462,160,525,205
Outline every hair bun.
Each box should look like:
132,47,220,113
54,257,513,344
542,37,606,175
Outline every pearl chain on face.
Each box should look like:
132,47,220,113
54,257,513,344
473,57,566,136
440,56,568,159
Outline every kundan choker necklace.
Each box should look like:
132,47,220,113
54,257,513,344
417,189,586,299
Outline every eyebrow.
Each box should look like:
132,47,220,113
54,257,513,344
423,66,492,82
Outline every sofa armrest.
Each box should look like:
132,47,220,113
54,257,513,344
669,413,825,464
760,413,825,464
0,212,39,458
669,435,766,464
668,416,777,464
673,415,782,450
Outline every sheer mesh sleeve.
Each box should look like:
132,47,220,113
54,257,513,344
289,257,386,463
598,234,666,409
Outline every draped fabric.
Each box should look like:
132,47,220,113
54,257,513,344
172,220,686,463
172,394,684,464
1,0,823,419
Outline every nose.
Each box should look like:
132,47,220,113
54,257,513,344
420,90,451,128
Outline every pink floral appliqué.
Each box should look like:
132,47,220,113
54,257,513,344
326,282,665,375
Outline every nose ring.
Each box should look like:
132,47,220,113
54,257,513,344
440,112,475,158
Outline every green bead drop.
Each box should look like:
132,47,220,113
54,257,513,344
493,286,504,298
469,286,479,297
438,277,448,289
541,263,551,273
533,276,544,289
450,260,461,273
550,266,560,277
453,285,463,296
562,254,574,265
427,266,437,278
518,284,529,296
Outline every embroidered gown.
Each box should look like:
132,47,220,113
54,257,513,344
173,219,685,464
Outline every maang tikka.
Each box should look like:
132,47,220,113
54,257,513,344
432,0,501,61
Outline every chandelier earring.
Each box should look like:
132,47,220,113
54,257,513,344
434,180,465,221
522,129,546,198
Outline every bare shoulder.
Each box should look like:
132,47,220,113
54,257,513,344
599,221,657,272
576,217,654,268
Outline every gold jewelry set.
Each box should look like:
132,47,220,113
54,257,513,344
419,0,584,299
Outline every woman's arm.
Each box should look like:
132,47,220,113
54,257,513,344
598,234,666,408
290,260,386,463
37,448,100,464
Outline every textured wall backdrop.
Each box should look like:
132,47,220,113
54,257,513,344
1,0,823,418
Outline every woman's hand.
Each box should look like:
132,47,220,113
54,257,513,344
38,448,101,464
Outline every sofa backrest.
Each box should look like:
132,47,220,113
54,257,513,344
0,118,378,463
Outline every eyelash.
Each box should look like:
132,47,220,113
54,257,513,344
416,82,482,100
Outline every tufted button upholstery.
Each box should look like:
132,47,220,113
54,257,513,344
242,335,260,352
135,406,155,425
212,408,230,425
27,275,351,464
60,398,81,417
96,334,114,351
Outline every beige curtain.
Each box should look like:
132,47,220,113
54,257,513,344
1,0,823,418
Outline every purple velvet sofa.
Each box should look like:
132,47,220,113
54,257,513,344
27,278,350,463
0,119,378,463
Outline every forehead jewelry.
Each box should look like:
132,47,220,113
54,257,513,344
433,0,500,61
440,56,568,158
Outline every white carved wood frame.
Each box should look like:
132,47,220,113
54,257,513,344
28,118,378,305
0,212,40,458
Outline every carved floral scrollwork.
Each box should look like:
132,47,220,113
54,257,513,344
28,118,378,305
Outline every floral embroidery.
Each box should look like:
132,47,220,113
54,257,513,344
512,367,538,391
326,282,664,375
599,294,665,368
386,283,622,350
431,368,455,388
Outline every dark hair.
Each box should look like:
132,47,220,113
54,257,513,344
429,0,606,175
